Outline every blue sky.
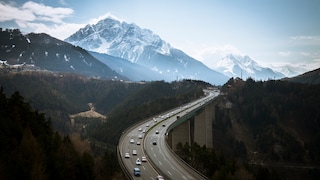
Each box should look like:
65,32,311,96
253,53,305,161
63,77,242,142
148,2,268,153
1,0,319,71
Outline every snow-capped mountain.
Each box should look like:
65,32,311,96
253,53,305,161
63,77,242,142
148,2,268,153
270,64,312,78
213,54,285,80
65,17,228,85
0,29,124,80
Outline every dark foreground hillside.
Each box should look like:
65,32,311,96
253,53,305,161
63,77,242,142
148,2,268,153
0,89,119,179
211,78,320,179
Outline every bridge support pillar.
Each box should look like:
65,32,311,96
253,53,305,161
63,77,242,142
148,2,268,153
193,102,215,148
170,120,191,151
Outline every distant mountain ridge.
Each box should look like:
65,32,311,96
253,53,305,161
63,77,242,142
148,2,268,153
213,54,285,80
0,28,124,80
65,17,229,85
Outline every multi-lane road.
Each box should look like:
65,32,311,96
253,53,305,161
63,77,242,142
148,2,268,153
118,90,219,179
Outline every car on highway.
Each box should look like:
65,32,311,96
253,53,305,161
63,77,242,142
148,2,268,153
141,156,147,162
156,175,165,180
133,167,140,176
146,123,149,127
136,141,141,145
130,138,135,144
125,152,130,158
136,158,141,165
162,124,166,127
138,134,143,139
155,130,159,134
152,141,157,145
132,149,137,155
138,128,142,131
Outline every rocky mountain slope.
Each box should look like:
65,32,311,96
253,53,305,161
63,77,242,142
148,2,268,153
0,28,124,80
65,17,229,85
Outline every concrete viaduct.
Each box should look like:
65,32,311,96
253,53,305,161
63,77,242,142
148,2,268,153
167,97,217,151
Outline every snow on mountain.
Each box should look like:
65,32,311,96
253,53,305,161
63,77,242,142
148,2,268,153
65,18,171,63
65,17,228,85
270,63,313,77
0,28,124,80
213,54,285,80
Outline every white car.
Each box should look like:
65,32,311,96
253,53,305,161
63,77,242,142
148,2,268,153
138,128,142,131
141,156,147,162
125,152,130,158
136,158,141,165
156,175,165,180
136,141,141,145
155,130,159,134
132,150,137,155
130,139,135,144
146,123,149,127
138,134,143,139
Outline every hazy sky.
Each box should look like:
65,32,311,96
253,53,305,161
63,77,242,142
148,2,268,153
1,0,320,70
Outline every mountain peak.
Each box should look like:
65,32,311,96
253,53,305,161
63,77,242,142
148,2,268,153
65,17,171,63
215,54,284,80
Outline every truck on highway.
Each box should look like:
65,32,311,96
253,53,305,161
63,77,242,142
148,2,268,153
133,167,140,176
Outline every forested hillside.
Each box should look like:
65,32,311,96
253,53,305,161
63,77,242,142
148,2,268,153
0,89,118,179
286,68,320,84
0,71,144,133
211,78,320,179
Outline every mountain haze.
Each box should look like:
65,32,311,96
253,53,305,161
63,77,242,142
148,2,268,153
89,51,164,81
65,17,229,85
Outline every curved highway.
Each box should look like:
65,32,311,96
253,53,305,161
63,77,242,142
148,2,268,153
118,90,219,179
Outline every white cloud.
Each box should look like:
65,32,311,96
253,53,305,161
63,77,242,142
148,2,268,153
0,2,35,22
0,1,79,40
22,1,73,24
26,22,86,40
0,1,73,24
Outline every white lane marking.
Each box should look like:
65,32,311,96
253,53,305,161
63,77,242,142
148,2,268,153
167,171,172,176
182,175,187,179
153,153,156,157
142,166,146,170
159,161,162,166
171,165,175,170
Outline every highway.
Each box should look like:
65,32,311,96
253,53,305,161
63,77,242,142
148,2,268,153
118,90,219,179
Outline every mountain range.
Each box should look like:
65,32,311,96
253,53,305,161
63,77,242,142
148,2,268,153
65,17,229,85
1,17,315,84
213,54,285,80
